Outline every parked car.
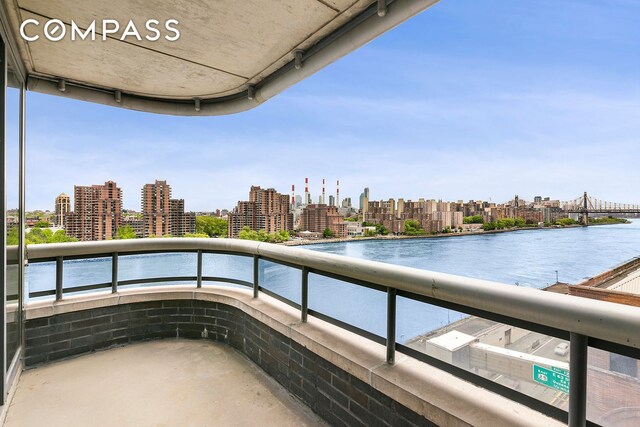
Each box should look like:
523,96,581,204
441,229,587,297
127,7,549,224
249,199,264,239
554,342,569,356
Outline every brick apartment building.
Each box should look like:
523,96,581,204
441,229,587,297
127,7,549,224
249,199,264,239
65,181,122,241
169,198,196,237
300,204,347,238
228,186,293,238
141,180,195,237
365,199,464,234
141,180,171,237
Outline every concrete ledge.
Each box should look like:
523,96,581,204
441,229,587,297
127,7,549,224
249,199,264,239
25,286,564,427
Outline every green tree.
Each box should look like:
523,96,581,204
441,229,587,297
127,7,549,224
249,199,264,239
6,228,19,246
26,228,53,244
49,230,78,243
364,229,377,237
238,226,259,241
463,215,484,224
33,220,50,228
196,216,228,238
238,226,290,243
184,232,210,238
514,217,526,227
375,224,389,235
483,222,497,231
272,230,290,243
404,220,425,235
323,228,335,238
117,225,138,239
555,218,579,226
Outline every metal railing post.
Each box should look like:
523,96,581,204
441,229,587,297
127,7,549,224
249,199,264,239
111,252,118,293
387,287,396,365
253,255,259,298
196,250,203,288
569,333,588,427
55,256,63,301
301,267,309,322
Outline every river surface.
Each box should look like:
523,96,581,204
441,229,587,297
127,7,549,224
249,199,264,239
26,220,640,342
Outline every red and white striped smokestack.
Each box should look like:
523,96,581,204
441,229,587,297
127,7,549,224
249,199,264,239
291,184,295,206
322,178,325,202
336,179,340,206
305,178,309,205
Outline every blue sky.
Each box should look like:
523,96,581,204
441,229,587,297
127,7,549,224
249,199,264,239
18,0,640,211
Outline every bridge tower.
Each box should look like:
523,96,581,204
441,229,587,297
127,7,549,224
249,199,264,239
582,191,589,225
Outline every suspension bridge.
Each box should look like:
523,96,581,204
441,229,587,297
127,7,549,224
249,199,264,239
562,192,640,224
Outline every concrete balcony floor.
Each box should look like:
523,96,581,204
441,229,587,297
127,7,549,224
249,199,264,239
4,340,326,427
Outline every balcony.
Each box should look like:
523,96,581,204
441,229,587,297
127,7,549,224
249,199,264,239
5,340,325,427
0,238,637,426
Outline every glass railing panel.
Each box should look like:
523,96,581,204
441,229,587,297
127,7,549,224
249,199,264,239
201,253,252,286
118,252,197,288
63,257,112,291
258,259,300,305
308,273,386,339
397,295,570,414
25,261,55,299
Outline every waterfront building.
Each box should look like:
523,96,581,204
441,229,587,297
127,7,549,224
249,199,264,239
228,186,293,238
65,181,122,241
54,193,70,228
300,204,347,238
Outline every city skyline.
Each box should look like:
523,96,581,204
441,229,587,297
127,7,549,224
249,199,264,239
21,0,640,211
23,177,638,214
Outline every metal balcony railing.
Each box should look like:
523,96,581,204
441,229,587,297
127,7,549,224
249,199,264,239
24,238,640,427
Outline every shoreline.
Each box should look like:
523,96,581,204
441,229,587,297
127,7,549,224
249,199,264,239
281,222,625,247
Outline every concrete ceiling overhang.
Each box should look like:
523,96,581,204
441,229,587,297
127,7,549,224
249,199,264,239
1,0,439,116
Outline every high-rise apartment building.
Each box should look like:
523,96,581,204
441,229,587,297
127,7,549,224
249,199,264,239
54,193,70,228
66,181,122,241
228,186,293,238
300,204,346,238
141,181,195,237
169,198,196,237
141,180,171,237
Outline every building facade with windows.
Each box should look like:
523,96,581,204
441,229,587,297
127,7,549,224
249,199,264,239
65,181,122,241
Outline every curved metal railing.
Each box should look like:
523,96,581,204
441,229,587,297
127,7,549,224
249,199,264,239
25,238,640,426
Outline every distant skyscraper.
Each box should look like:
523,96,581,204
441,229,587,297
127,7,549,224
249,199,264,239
359,187,370,211
141,180,172,237
54,193,70,228
66,181,122,241
329,195,335,207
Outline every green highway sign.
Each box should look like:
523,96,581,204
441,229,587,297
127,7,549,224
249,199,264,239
532,365,569,393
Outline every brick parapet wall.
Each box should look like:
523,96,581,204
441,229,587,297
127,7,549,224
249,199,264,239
25,299,431,427
22,287,563,427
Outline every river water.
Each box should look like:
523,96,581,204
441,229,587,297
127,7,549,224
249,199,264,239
26,220,640,342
